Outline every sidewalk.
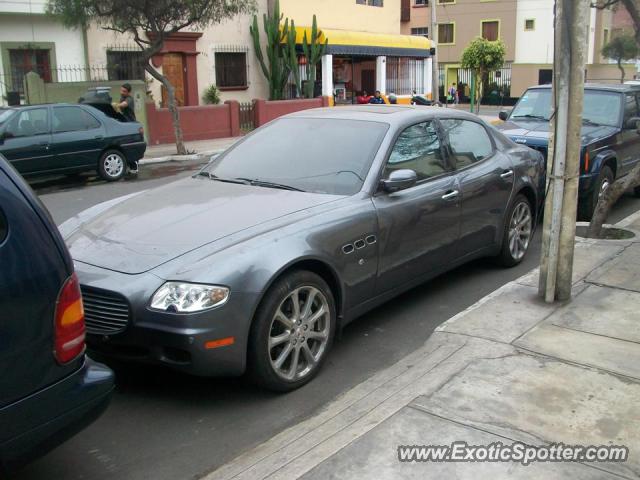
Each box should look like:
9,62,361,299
140,137,242,165
206,211,640,480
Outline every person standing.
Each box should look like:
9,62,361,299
116,83,139,173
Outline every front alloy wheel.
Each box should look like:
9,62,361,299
249,271,336,392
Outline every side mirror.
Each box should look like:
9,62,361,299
380,169,417,193
625,117,640,131
498,111,509,122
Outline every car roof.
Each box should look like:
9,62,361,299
527,83,640,93
4,102,86,109
284,104,482,125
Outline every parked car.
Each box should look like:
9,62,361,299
0,154,114,473
0,102,146,182
497,83,640,219
60,106,544,392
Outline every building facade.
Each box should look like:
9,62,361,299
0,0,87,105
277,0,433,103
401,0,632,99
85,1,269,107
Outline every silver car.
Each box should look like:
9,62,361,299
61,106,544,392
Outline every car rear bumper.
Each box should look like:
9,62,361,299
120,141,146,162
0,357,114,473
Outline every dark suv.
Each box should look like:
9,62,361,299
497,84,640,219
0,154,114,473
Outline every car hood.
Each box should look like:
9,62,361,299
498,119,618,144
65,177,341,274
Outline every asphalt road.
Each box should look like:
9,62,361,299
11,163,640,480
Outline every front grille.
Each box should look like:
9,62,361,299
81,286,131,335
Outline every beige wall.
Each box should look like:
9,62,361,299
276,0,401,34
401,0,517,63
85,1,269,106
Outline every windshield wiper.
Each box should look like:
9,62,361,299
234,178,305,192
512,114,548,120
196,171,250,185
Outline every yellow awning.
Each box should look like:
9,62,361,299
287,27,432,58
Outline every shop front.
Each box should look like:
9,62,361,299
289,28,433,105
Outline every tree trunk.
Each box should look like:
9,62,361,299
621,0,640,46
618,58,625,83
145,64,186,155
587,161,640,237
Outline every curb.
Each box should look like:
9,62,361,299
139,148,225,166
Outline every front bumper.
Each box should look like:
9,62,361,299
0,358,113,473
76,261,257,377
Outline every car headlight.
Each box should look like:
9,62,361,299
150,282,229,313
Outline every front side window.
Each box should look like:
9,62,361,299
385,122,448,181
204,118,389,195
53,107,100,133
6,108,49,138
440,119,493,168
215,52,248,89
623,93,639,124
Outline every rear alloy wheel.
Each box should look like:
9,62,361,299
98,150,126,181
248,271,336,392
496,194,533,267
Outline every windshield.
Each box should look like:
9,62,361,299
510,89,623,127
0,109,14,127
203,118,389,195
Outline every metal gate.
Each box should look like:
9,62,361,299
239,101,255,132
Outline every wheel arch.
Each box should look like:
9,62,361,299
248,256,345,334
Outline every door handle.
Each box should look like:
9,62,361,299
94,135,104,140
441,190,459,201
500,169,514,179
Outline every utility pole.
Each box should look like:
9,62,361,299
538,0,590,302
430,0,439,103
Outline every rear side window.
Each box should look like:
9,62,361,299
0,208,7,244
53,106,101,133
6,108,49,138
623,93,639,124
440,119,494,169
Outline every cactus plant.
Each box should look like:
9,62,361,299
250,0,292,100
302,15,328,99
284,19,301,97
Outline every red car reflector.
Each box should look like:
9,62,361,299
54,273,86,364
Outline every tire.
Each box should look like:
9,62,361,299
98,149,127,181
248,270,336,392
495,194,534,267
633,186,640,198
579,166,614,221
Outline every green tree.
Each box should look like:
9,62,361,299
48,0,255,155
460,37,506,112
602,33,639,82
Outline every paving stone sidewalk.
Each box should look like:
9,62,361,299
205,211,640,480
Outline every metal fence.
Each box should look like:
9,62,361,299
438,63,513,102
239,101,255,132
386,57,425,96
1,64,136,106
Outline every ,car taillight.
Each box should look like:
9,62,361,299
583,150,590,173
54,273,86,364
